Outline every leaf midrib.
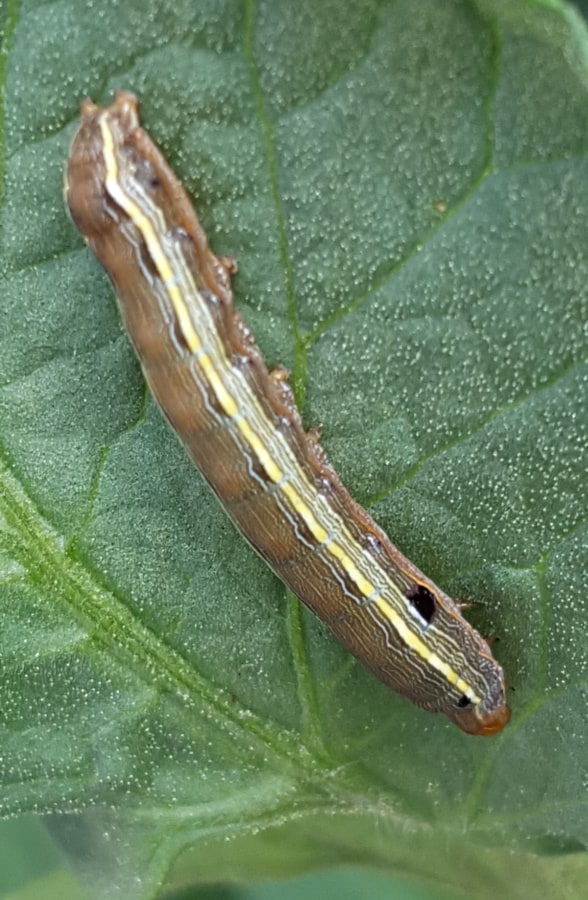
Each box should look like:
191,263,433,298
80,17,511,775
0,453,337,787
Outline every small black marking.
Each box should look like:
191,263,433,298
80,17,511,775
364,533,384,555
246,450,276,486
406,584,436,624
457,695,472,709
292,514,319,550
135,235,160,281
172,316,192,353
331,564,363,604
135,155,161,192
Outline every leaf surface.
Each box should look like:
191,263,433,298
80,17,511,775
1,1,587,898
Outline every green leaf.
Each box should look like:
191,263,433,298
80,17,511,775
1,0,587,898
0,817,86,899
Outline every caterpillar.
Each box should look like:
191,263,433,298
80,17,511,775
65,91,509,735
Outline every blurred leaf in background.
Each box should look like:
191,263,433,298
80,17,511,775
0,819,454,900
0,0,587,898
0,817,85,899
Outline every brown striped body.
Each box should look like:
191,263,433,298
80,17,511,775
65,92,510,735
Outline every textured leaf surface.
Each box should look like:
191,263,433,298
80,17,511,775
1,1,587,898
